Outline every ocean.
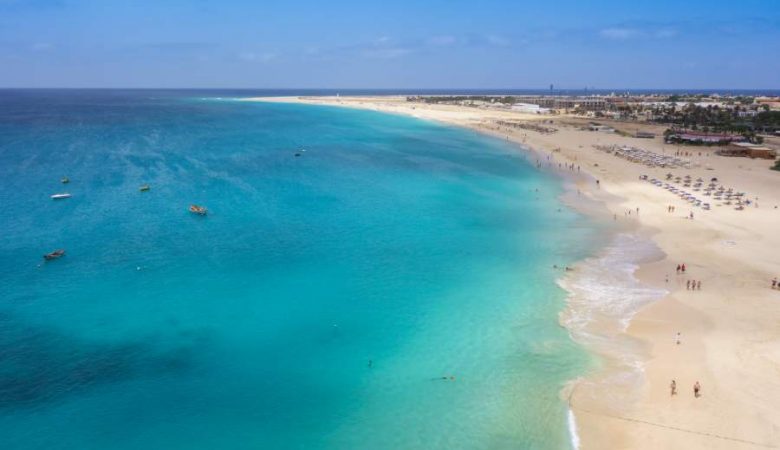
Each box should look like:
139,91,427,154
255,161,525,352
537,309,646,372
0,90,601,449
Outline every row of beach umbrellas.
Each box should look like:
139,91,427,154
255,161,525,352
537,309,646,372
596,144,691,169
642,173,751,211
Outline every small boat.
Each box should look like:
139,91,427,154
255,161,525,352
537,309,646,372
139,184,150,192
61,177,70,184
189,205,207,215
43,249,65,261
51,193,72,200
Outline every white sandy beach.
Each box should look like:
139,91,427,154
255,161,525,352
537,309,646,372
247,96,780,449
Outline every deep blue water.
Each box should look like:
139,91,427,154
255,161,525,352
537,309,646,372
0,90,600,449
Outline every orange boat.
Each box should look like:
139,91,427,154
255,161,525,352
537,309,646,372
189,205,207,215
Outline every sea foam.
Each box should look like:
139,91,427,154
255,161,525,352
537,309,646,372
560,232,667,416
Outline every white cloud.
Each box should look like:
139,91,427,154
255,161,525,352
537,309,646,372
31,42,53,51
654,29,678,38
599,28,641,39
361,47,412,59
359,36,413,59
599,27,679,40
427,35,457,46
486,35,510,46
238,52,276,63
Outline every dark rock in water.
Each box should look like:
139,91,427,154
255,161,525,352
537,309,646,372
294,153,301,157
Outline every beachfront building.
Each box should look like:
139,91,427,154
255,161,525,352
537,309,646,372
510,103,550,114
588,124,615,133
522,96,607,111
717,142,777,159
665,130,747,145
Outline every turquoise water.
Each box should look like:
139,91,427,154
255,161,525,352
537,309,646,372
0,90,598,449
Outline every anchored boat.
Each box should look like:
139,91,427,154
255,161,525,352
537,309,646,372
43,249,65,261
189,204,207,215
51,193,72,200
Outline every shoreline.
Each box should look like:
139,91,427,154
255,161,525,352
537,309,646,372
242,95,780,449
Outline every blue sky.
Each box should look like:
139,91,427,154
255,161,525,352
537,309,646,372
1,0,779,88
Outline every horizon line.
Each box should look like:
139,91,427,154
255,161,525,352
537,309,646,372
1,87,779,92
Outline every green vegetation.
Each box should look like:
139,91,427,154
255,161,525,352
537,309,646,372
652,103,750,132
655,105,778,144
406,96,780,140
754,111,780,129
408,96,517,105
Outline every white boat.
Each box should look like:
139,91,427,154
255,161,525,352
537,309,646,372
51,193,72,200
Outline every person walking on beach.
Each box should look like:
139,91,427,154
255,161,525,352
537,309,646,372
697,280,702,290
686,280,691,290
676,264,681,274
694,381,701,398
676,332,681,345
772,277,777,289
670,380,677,396
681,263,686,273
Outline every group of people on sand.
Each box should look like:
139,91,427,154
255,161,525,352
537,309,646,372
666,205,676,213
556,162,580,172
676,264,701,290
669,267,703,399
673,150,704,157
671,334,702,398
670,380,702,398
623,207,640,217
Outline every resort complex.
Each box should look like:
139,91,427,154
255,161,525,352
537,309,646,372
406,93,780,163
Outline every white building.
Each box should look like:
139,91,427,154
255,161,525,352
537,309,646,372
511,103,550,114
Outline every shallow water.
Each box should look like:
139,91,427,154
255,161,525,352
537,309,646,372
0,90,601,449
560,232,667,412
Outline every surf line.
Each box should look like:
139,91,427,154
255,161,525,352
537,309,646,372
567,391,777,449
